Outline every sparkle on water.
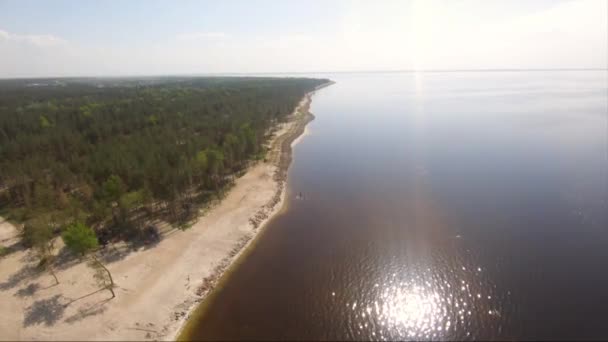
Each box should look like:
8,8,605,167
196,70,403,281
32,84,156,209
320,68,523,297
341,263,502,340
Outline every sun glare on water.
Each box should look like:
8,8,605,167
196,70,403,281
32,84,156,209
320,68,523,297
381,285,445,339
342,262,503,340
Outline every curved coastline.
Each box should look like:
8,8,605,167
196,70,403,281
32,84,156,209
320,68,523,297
0,81,333,341
172,81,334,340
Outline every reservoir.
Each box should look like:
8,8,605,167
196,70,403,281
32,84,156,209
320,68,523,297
187,71,607,340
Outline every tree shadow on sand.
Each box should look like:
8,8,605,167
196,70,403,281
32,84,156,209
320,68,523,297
23,294,68,327
53,246,81,271
0,240,25,259
0,264,39,291
64,297,111,324
22,286,113,327
98,243,132,264
15,282,40,297
96,224,169,264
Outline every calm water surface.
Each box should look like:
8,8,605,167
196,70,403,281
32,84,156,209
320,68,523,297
189,71,608,340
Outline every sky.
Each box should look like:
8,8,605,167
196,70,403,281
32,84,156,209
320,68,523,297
0,0,606,77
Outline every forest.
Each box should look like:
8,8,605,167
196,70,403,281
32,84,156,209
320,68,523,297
0,76,328,247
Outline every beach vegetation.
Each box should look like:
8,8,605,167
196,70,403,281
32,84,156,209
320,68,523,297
0,77,328,246
62,222,116,297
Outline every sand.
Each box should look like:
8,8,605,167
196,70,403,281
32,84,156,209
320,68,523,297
0,82,332,341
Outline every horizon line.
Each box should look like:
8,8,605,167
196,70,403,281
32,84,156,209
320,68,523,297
1,68,607,80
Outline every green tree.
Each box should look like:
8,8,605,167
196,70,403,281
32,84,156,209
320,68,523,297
102,175,127,227
194,150,208,184
32,181,54,210
0,76,328,243
102,175,125,203
222,133,240,170
206,148,224,192
61,222,98,256
240,124,258,156
25,218,59,285
62,222,115,298
39,115,52,128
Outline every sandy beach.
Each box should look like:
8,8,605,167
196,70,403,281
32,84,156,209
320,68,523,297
0,83,331,341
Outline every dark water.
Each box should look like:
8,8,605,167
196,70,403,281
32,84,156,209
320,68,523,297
188,71,608,340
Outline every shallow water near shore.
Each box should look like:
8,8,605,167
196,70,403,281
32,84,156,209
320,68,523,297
185,71,608,340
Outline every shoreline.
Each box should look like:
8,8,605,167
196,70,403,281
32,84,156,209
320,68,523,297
0,81,332,341
172,81,334,340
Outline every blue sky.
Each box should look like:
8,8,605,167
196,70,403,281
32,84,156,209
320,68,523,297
0,1,340,44
0,0,606,77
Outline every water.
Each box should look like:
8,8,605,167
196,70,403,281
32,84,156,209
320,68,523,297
187,71,608,340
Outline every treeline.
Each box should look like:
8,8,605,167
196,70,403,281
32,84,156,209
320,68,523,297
0,77,327,245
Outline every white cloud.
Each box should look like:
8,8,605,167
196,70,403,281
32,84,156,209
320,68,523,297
358,0,608,70
0,0,606,77
0,29,67,47
0,29,102,78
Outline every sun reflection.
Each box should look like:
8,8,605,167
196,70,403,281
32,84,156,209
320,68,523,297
380,286,444,338
339,261,504,340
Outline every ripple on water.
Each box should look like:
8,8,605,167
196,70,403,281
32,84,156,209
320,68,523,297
329,256,511,340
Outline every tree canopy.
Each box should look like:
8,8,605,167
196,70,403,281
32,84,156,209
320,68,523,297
62,222,99,256
0,76,327,244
